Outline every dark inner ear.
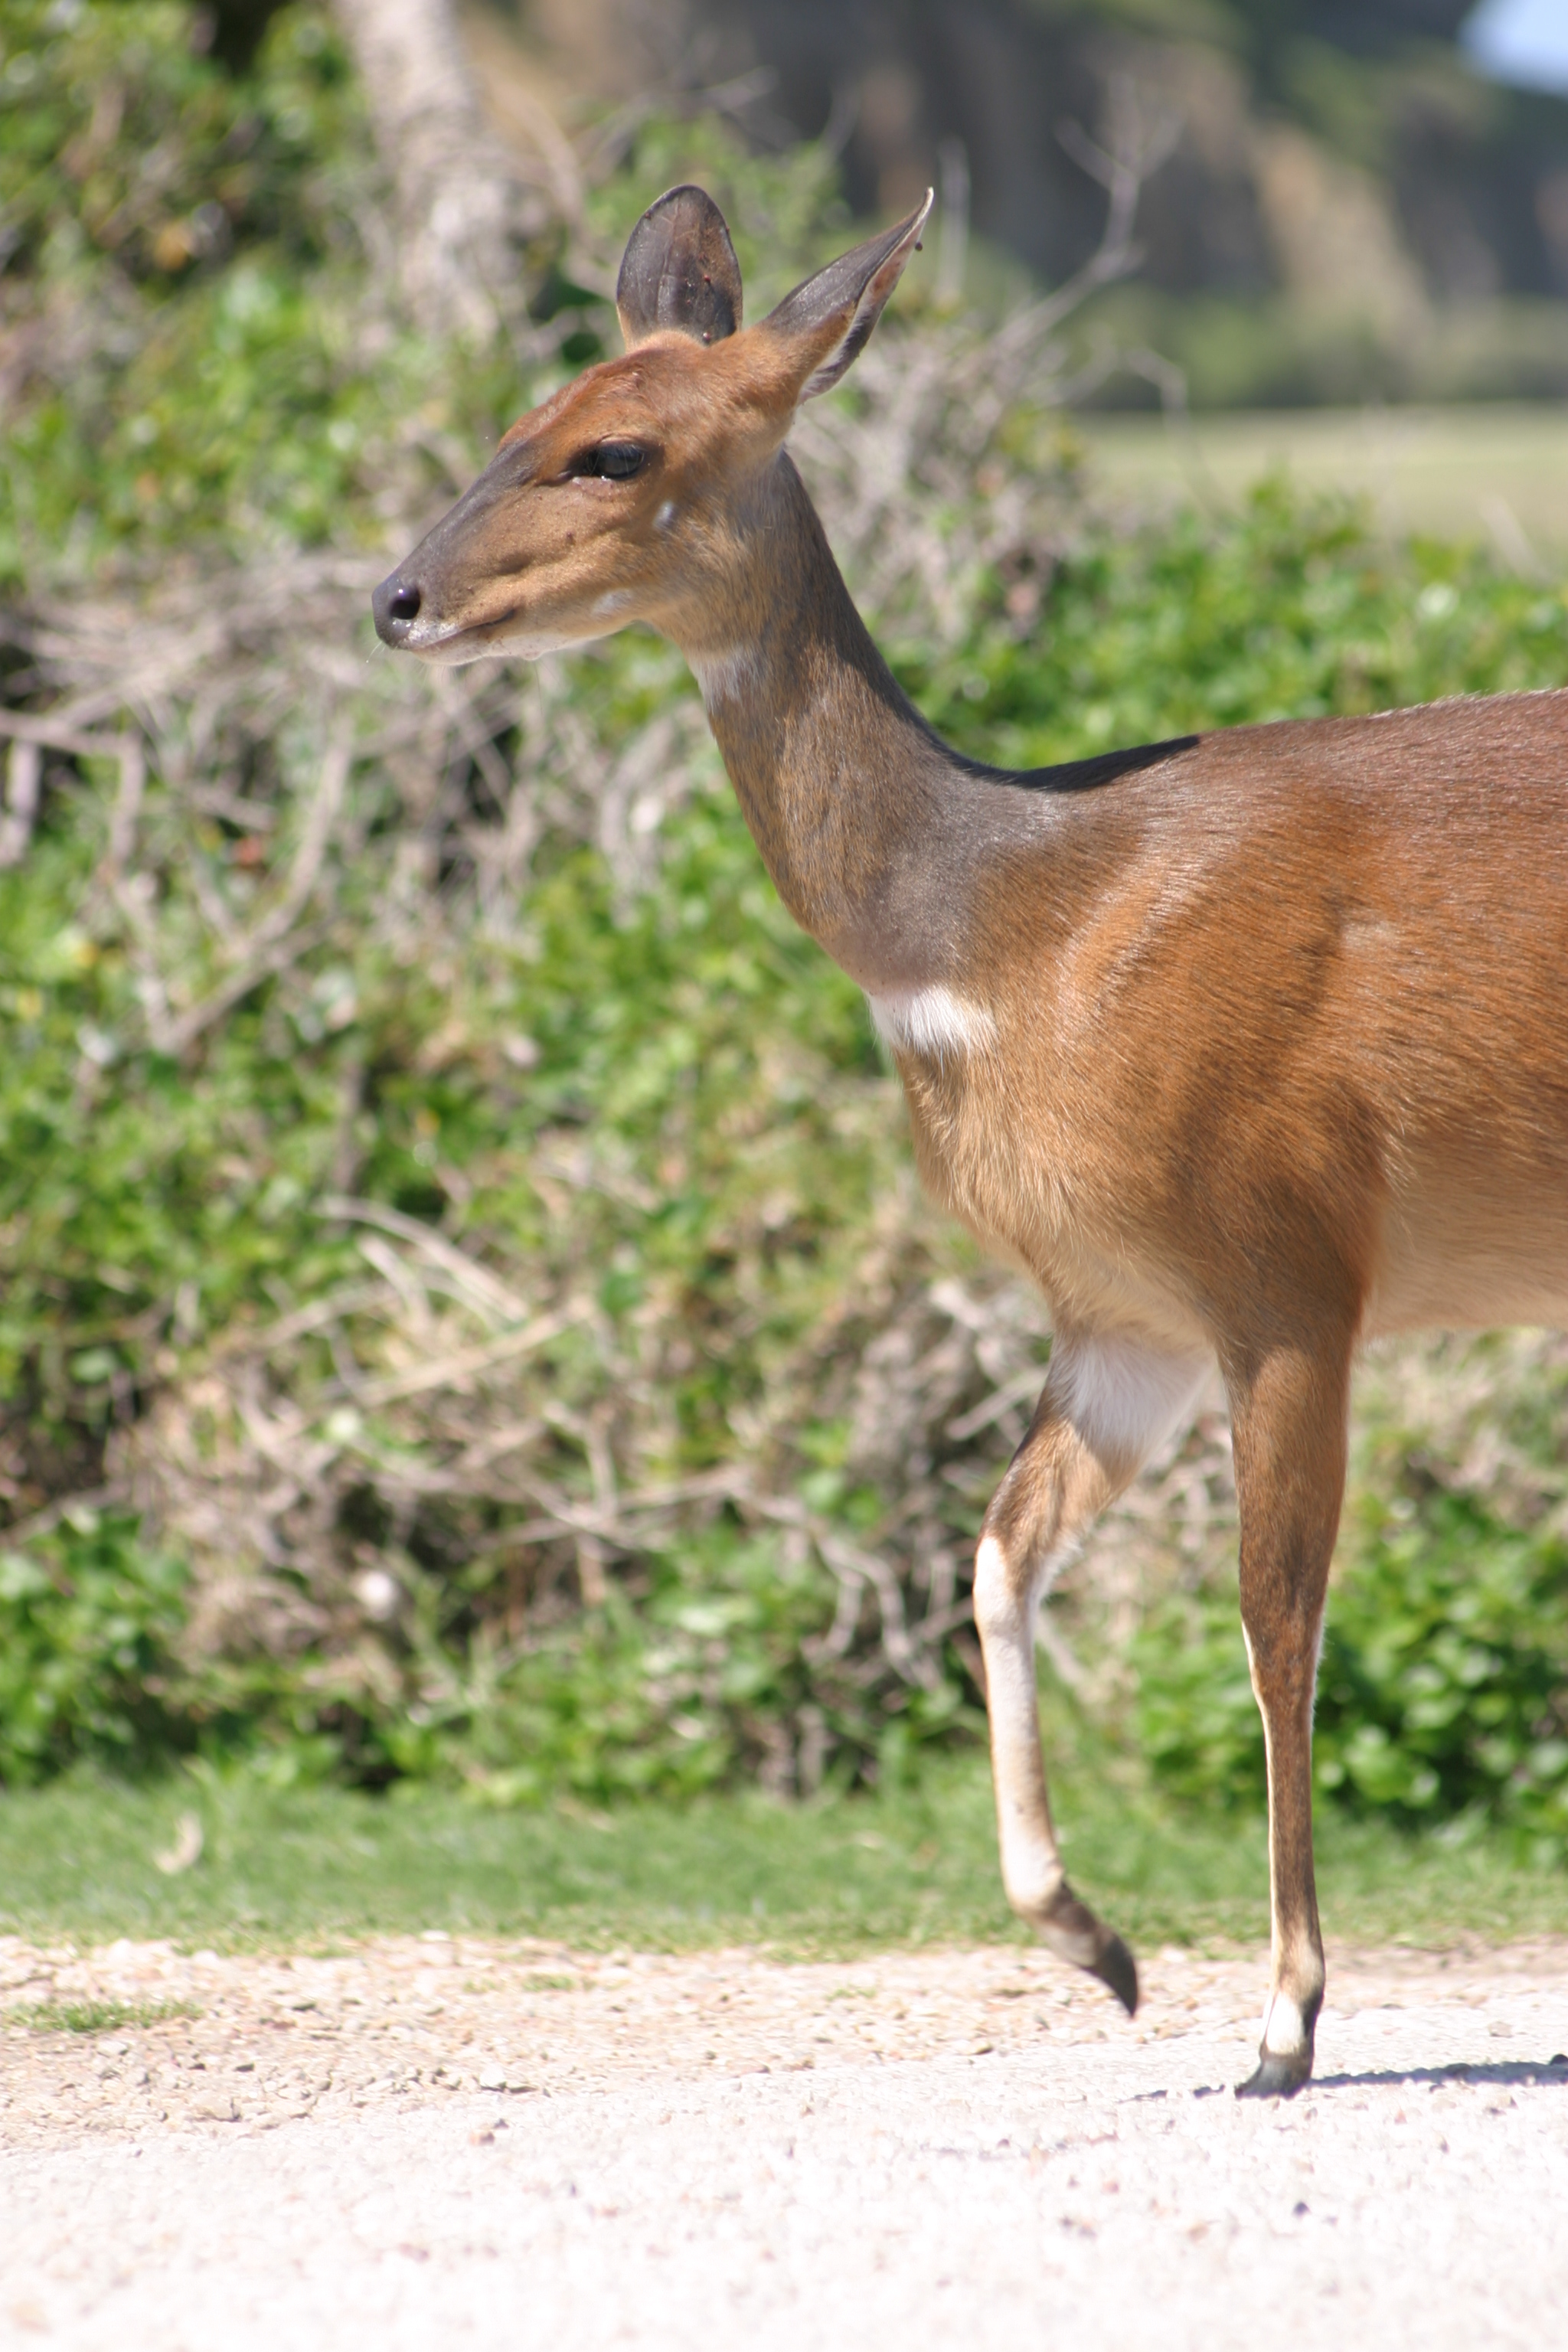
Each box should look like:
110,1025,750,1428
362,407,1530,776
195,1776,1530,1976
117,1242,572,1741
616,185,743,349
760,192,932,399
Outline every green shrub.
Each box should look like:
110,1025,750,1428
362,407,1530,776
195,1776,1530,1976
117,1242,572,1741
5,494,1566,1802
1132,1489,1568,1854
0,1508,192,1782
5,1,1568,1815
1128,1585,1264,1818
0,2,850,585
906,479,1568,758
1318,1494,1568,1844
0,1,406,576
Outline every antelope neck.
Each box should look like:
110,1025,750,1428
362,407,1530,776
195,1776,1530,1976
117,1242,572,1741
678,453,1035,998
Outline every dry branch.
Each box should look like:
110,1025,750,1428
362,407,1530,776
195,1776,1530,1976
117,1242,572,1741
328,0,551,341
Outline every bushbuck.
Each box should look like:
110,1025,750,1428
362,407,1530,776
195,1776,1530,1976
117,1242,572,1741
374,185,1568,2096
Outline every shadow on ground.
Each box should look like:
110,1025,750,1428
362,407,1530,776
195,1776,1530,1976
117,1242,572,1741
1312,2057,1568,2091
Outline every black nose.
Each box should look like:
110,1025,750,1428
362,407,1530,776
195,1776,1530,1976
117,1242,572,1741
372,573,423,645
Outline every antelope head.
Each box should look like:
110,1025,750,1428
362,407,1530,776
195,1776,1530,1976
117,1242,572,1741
371,184,932,666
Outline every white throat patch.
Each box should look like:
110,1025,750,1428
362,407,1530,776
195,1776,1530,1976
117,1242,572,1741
689,645,760,708
866,986,997,1063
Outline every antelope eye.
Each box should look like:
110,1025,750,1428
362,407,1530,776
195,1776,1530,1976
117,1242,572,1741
577,442,645,481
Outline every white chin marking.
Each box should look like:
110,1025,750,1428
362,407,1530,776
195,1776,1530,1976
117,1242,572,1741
488,629,581,662
690,645,759,707
406,627,577,668
867,985,996,1063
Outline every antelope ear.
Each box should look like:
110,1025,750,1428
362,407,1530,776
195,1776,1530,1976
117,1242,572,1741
760,191,933,400
616,185,743,350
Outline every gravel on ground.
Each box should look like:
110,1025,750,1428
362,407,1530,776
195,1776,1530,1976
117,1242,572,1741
2,1932,1566,2347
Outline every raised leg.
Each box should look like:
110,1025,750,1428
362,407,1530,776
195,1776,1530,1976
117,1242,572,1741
972,1328,1209,2012
1227,1333,1354,2099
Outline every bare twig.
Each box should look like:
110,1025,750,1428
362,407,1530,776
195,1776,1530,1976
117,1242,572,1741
318,1195,534,1327
242,724,351,955
1,1487,118,1550
0,737,41,869
104,733,145,877
0,708,140,762
163,918,335,1056
353,1308,580,1409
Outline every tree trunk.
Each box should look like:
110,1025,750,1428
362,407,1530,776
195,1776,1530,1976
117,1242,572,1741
330,0,548,341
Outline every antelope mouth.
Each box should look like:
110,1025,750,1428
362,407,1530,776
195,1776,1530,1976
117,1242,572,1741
371,580,561,666
402,612,519,665
371,573,592,668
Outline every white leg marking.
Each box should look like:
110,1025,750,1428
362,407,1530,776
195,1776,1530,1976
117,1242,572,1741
866,985,998,1063
975,1332,1209,1932
1261,1991,1308,2056
973,1533,1061,1919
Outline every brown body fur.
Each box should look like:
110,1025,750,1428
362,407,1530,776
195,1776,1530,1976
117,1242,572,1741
922,697,1568,1348
374,186,1568,2096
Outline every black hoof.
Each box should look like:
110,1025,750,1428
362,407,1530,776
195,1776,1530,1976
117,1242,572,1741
1090,1932,1139,2018
1235,2051,1312,2100
1040,1884,1139,2018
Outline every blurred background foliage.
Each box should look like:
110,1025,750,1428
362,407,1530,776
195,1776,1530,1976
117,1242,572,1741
0,0,1565,1860
469,0,1568,407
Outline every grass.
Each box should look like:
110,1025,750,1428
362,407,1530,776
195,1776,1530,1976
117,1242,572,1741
5,1998,201,2034
1074,403,1568,553
2,1733,1561,1962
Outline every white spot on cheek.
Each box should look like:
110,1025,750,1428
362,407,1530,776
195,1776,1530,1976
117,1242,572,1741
690,645,759,707
656,500,678,531
593,590,633,619
866,985,996,1064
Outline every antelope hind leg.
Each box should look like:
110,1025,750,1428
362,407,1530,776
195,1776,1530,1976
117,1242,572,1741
1226,1332,1353,2099
973,1330,1210,2014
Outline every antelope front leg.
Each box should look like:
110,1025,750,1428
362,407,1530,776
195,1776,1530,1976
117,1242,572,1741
1227,1334,1354,2099
973,1331,1209,2014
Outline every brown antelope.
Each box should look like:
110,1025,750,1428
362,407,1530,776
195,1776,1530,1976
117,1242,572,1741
374,185,1568,2096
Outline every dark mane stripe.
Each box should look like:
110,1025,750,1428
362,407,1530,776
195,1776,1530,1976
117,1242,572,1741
979,733,1200,793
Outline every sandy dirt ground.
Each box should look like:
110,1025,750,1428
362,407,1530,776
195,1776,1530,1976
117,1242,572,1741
2,1930,1566,2349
